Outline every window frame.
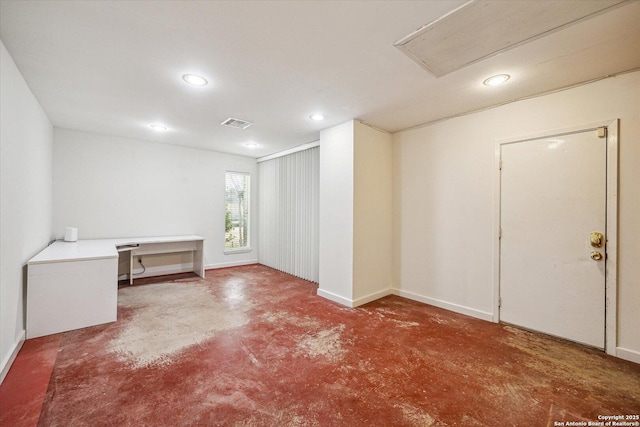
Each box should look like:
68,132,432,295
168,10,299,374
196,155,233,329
224,171,251,254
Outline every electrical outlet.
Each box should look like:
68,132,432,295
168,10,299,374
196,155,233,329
138,258,143,264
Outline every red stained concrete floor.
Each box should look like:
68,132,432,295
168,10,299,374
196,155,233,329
0,334,61,426
1,265,639,426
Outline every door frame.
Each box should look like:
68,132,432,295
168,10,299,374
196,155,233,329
492,119,618,355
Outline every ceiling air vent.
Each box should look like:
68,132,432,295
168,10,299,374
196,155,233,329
221,118,253,129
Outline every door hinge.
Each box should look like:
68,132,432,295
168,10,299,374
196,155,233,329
498,228,502,239
498,297,502,308
597,126,607,138
499,159,503,170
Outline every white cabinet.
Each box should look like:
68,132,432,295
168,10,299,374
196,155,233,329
27,254,118,338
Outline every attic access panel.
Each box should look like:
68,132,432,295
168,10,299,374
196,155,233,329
394,0,628,77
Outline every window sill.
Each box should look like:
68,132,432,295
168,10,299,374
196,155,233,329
224,248,252,255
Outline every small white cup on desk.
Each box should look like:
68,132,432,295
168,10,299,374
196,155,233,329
64,227,78,242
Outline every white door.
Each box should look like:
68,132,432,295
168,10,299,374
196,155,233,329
499,128,606,349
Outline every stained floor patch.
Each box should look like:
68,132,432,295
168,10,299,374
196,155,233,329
109,281,250,368
295,324,347,362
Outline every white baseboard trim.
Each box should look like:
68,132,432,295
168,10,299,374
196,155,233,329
317,287,394,308
0,330,25,385
391,288,494,322
616,347,640,364
352,288,394,307
317,288,354,307
205,259,259,270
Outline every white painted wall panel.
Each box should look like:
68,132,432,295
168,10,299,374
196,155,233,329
318,121,355,303
318,120,393,307
392,71,640,359
353,122,393,302
0,40,53,379
53,129,258,270
393,117,495,317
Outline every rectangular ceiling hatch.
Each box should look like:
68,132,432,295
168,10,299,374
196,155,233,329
394,0,628,77
221,118,254,129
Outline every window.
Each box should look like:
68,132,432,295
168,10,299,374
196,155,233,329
225,171,250,251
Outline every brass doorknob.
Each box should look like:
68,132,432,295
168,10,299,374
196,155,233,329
590,251,603,261
590,232,604,248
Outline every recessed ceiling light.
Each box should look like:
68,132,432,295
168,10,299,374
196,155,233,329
150,124,168,131
244,142,259,148
309,114,324,121
182,74,208,86
483,74,510,86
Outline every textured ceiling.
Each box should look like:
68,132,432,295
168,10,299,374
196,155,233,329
1,0,639,157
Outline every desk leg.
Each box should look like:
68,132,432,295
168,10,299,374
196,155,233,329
193,241,205,278
129,250,133,285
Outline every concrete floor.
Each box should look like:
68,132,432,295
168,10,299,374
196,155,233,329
1,264,639,426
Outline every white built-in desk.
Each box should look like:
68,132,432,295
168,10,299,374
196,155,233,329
27,235,204,338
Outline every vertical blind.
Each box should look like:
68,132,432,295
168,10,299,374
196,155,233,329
258,146,319,282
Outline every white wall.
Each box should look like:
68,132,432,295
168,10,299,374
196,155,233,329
0,40,53,380
353,121,393,303
318,120,393,306
318,121,355,304
53,129,258,271
392,71,640,362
